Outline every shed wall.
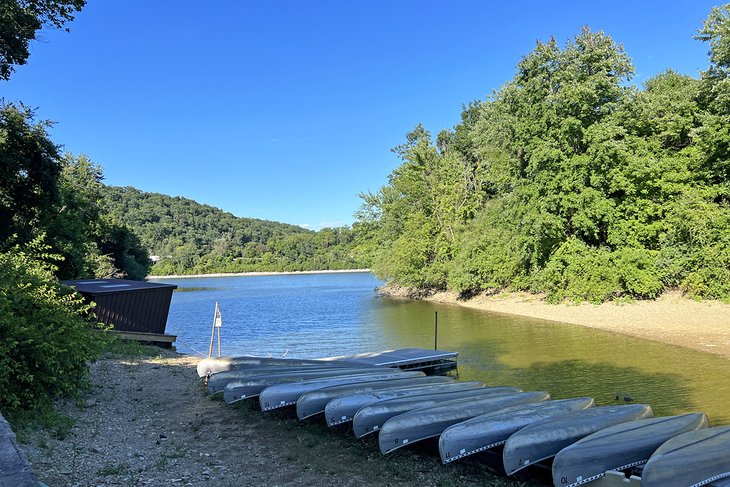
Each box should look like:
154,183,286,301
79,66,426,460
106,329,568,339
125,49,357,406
89,287,175,334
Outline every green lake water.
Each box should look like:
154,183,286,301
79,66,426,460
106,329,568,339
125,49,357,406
153,271,730,425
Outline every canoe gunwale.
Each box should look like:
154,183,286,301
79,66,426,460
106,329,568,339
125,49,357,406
442,439,506,464
382,432,442,454
507,453,557,475
378,392,549,455
258,371,426,412
325,381,485,427
699,473,730,486
296,376,454,420
352,387,523,439
552,413,709,487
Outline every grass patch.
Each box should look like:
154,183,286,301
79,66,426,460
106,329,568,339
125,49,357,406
97,462,130,476
223,400,535,487
101,337,163,359
12,409,76,442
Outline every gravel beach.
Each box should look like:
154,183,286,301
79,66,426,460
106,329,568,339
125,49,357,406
19,350,530,487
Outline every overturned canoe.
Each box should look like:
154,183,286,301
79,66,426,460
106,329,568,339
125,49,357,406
552,413,708,487
713,479,730,487
641,425,730,487
502,404,654,476
199,348,457,377
223,368,401,403
212,366,393,395
379,391,550,454
197,356,358,377
259,371,426,411
439,397,595,464
296,376,455,420
207,365,375,394
353,386,522,438
325,381,484,427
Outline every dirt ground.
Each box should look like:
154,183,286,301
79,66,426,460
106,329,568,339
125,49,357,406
19,349,534,487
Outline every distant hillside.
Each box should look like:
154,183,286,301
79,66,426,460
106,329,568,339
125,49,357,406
100,186,361,275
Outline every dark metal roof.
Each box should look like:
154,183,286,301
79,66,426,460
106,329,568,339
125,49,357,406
61,279,177,295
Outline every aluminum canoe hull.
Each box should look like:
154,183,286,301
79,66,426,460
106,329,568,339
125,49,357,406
378,391,550,454
325,381,484,427
197,356,358,377
296,376,455,420
259,371,426,411
353,386,522,438
207,365,377,394
641,425,730,487
552,413,709,487
502,404,654,476
439,397,595,464
352,386,522,438
222,368,401,403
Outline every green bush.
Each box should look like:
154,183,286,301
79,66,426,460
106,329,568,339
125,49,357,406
536,238,620,303
0,238,108,418
659,191,730,299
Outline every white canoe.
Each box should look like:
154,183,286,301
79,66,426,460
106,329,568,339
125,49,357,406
197,356,358,377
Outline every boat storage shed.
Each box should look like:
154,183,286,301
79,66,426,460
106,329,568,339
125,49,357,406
62,279,177,343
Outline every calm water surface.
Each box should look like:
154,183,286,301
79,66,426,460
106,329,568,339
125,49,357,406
153,272,730,425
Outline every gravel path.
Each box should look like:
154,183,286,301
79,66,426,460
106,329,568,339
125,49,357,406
20,350,531,487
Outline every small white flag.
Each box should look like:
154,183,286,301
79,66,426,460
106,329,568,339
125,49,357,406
214,302,222,328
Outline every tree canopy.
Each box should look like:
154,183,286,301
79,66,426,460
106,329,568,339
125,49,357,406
0,103,150,279
357,5,730,302
100,186,362,275
0,0,86,80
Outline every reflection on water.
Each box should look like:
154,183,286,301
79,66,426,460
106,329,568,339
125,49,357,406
374,298,730,425
152,273,730,425
173,286,221,292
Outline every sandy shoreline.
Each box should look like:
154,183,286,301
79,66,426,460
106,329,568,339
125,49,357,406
381,285,730,359
148,268,371,279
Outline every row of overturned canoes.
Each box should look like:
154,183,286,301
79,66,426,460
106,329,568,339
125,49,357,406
197,354,730,487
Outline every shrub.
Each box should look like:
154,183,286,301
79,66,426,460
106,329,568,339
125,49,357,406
0,238,108,419
536,238,621,303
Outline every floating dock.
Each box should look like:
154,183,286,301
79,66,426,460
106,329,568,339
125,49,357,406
322,347,458,375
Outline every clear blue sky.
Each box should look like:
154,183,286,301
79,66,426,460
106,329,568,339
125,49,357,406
1,0,720,229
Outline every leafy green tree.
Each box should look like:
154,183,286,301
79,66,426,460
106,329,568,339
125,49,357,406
0,103,61,244
0,238,107,417
358,6,730,302
100,185,359,275
694,4,730,186
0,0,86,80
0,108,150,279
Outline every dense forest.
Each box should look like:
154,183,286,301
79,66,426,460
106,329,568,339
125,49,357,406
100,186,361,275
356,5,730,303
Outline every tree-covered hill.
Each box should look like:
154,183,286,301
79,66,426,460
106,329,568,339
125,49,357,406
357,5,730,303
100,186,361,275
